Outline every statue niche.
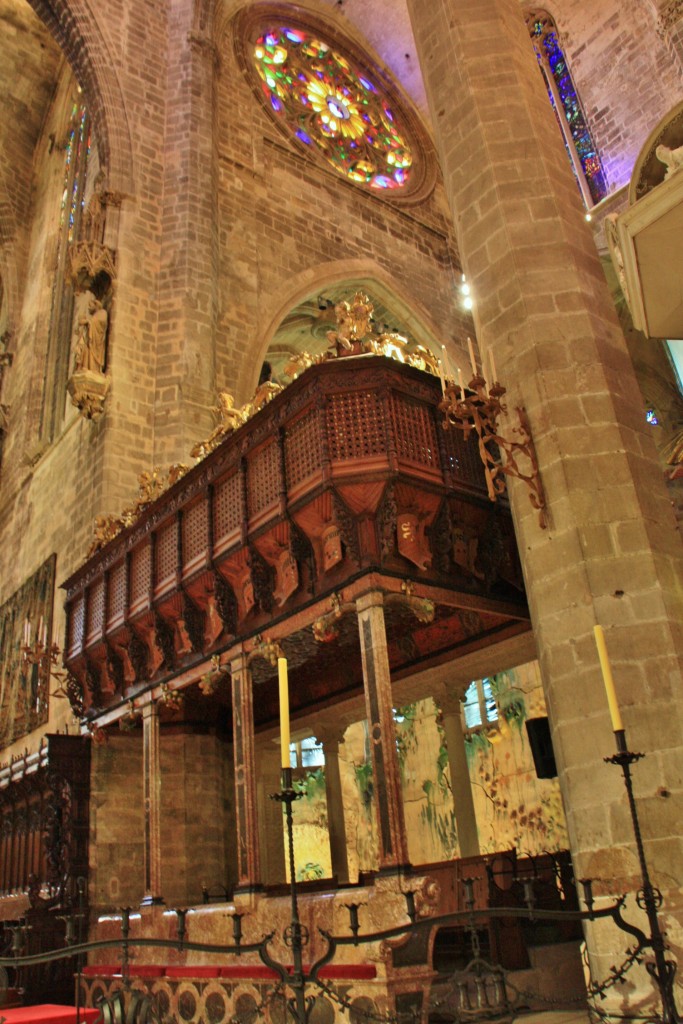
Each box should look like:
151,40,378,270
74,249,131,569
67,288,111,419
66,184,118,420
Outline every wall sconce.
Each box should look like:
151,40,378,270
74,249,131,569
438,367,548,529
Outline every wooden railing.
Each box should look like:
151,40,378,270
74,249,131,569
63,356,520,714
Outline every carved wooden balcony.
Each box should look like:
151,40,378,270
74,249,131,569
62,356,530,718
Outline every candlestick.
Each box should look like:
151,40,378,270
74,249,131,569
278,657,291,769
593,625,624,732
458,367,464,398
466,336,477,378
441,345,453,384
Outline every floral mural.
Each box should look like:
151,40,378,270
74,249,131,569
283,660,569,879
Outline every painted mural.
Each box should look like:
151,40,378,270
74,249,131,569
285,659,569,879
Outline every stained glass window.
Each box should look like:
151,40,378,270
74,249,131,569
251,26,413,191
527,10,607,205
60,102,91,244
41,96,91,442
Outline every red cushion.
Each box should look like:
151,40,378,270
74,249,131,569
129,966,165,978
219,965,279,979
81,964,121,977
164,966,223,978
0,1007,100,1024
318,964,377,979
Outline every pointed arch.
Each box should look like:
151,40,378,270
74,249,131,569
25,0,134,195
246,258,448,396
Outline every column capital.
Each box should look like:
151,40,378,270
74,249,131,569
355,589,385,614
433,686,466,718
314,724,347,749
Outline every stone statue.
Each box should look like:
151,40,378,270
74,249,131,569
655,143,683,179
74,295,108,374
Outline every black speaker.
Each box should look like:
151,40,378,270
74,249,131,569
525,716,557,779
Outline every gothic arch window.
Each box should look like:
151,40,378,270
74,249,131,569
40,97,91,442
526,9,608,206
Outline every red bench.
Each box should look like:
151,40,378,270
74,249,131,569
82,963,377,980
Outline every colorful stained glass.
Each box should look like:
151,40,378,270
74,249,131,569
528,13,607,205
59,102,91,244
252,26,413,191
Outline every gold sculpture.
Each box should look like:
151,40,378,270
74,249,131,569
439,370,548,528
190,391,245,459
89,465,190,554
326,292,375,352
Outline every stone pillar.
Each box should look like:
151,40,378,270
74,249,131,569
407,0,683,996
141,702,164,906
356,591,410,872
315,727,350,883
436,691,480,858
153,8,219,462
230,652,262,891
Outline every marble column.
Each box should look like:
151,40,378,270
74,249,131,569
140,701,164,906
408,0,683,996
356,591,410,872
315,727,350,883
435,690,480,859
230,652,262,891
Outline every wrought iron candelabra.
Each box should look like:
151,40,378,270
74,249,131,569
438,373,548,528
603,728,680,1024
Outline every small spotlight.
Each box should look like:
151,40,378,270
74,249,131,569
463,296,473,310
585,212,592,222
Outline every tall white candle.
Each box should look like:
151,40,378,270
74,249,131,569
278,657,291,769
467,337,477,378
593,625,624,732
441,345,454,383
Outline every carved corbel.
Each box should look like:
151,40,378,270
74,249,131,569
312,592,354,643
248,545,275,613
247,634,284,667
212,571,238,637
385,581,435,625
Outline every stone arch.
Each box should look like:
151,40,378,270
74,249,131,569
25,0,134,196
245,257,448,396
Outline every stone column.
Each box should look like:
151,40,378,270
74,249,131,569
315,727,350,883
141,702,164,906
356,591,410,872
152,8,219,462
407,0,683,994
230,652,262,891
436,691,480,859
